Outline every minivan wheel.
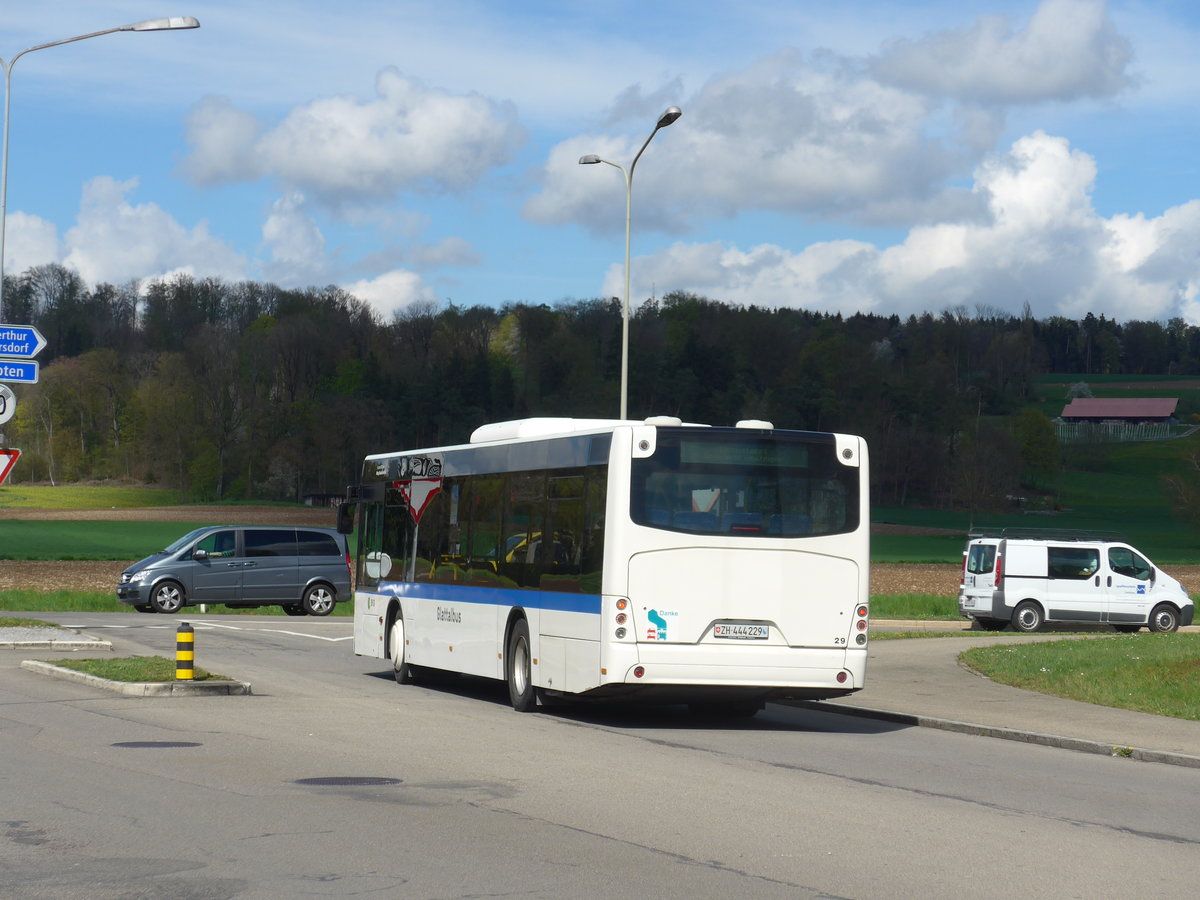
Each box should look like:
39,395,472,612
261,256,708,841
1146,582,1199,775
149,581,185,614
1148,604,1180,633
1012,601,1044,633
302,584,335,616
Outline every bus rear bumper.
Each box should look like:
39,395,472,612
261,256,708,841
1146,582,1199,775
603,644,866,696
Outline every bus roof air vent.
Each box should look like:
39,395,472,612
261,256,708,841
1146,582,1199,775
643,416,682,427
735,419,774,430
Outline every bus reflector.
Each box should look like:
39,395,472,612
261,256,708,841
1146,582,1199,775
634,666,645,678
837,671,848,683
615,612,627,625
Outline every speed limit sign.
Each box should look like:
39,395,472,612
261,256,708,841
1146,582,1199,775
0,384,15,425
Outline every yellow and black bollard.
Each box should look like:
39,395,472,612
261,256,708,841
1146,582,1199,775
176,622,195,681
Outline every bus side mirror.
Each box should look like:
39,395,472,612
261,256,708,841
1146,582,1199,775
337,502,355,535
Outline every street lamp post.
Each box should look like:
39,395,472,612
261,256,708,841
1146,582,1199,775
0,16,200,319
579,106,681,421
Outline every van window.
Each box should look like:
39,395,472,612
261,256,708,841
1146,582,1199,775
195,529,237,559
1109,547,1152,580
245,529,297,558
966,544,995,575
1048,547,1099,579
297,530,340,557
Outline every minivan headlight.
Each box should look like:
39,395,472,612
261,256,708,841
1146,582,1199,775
123,571,147,584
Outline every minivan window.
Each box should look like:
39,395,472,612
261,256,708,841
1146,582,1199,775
194,529,237,559
245,529,297,557
1048,547,1099,579
1109,547,1152,580
298,530,340,557
966,544,995,575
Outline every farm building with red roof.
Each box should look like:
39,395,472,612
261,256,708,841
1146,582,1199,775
1059,398,1178,424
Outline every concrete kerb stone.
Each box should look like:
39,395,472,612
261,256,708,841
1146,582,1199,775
1,638,113,650
20,660,252,696
789,700,1200,770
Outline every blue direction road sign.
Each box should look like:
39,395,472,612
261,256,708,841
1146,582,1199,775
0,324,47,359
0,359,38,384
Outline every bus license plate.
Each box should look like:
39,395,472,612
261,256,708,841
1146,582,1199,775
714,623,769,640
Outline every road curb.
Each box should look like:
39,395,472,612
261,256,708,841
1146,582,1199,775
790,700,1200,769
20,660,252,696
1,639,113,650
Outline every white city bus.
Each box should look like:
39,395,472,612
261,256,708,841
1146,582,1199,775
345,417,870,716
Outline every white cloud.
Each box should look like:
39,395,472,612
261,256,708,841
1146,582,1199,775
182,68,526,207
2,211,61,275
527,1,1135,237
344,269,437,318
619,131,1200,323
870,0,1133,103
61,176,246,286
260,192,329,286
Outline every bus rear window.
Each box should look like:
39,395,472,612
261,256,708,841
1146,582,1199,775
631,431,857,537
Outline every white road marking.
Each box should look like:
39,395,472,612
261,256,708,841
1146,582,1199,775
66,620,353,642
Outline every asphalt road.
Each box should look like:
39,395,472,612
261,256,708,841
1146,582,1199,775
2,613,1199,899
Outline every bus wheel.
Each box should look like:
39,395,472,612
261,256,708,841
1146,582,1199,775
1011,601,1043,633
506,619,537,712
1148,604,1180,633
149,581,185,614
390,617,416,684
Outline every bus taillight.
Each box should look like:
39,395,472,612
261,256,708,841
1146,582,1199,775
633,666,645,679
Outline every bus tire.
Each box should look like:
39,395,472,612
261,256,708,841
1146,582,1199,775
1148,604,1180,633
149,581,185,614
390,617,416,684
1011,601,1043,633
506,618,537,712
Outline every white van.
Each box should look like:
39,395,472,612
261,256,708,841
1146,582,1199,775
958,531,1194,633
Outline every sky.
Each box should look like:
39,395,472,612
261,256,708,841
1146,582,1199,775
3,0,1200,323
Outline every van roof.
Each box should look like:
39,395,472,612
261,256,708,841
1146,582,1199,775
968,527,1127,543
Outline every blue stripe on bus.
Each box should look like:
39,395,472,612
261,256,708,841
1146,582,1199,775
373,580,602,615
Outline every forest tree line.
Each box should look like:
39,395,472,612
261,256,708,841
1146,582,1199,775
2,263,1197,508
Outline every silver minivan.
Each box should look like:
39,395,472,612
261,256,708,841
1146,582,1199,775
117,525,351,616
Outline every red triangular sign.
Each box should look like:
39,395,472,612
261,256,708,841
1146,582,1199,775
0,448,20,485
396,477,442,524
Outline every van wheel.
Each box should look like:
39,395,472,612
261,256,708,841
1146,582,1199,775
302,584,335,616
149,581,184,614
1148,604,1180,633
1012,601,1044,633
390,617,417,684
506,619,537,712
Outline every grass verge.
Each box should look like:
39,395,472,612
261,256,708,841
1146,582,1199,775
962,634,1200,721
0,616,60,628
869,594,957,620
48,656,229,682
0,590,352,616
